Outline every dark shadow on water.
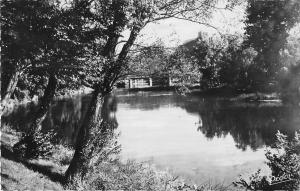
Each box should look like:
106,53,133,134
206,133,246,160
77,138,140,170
2,94,91,146
116,92,300,151
2,92,300,151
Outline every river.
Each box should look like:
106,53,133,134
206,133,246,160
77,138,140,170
2,90,300,184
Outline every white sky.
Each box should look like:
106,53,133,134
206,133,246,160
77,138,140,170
134,3,247,47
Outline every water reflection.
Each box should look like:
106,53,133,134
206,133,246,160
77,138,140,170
116,92,300,151
197,104,299,151
2,91,300,182
2,94,119,146
2,91,299,150
114,92,299,183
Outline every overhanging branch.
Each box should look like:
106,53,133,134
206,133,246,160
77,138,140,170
171,16,224,36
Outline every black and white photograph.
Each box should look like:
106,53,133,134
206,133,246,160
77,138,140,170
1,0,300,190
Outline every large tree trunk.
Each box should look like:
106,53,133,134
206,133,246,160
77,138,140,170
65,13,143,185
65,88,116,183
65,25,142,184
12,74,58,159
30,74,58,131
1,70,20,104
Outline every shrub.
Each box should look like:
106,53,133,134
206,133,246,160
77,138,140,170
234,131,300,190
66,159,237,191
13,130,56,159
51,145,74,166
65,160,178,190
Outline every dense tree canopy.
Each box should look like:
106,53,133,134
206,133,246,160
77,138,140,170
127,41,171,77
1,0,96,101
1,0,58,100
3,0,299,188
244,0,300,81
64,0,242,183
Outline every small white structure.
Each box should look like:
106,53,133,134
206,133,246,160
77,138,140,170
126,76,152,88
124,75,172,89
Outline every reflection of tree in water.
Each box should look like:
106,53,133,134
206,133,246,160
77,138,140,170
118,93,300,151
3,92,299,151
2,94,119,147
116,92,185,110
192,102,300,151
100,95,118,131
2,102,39,130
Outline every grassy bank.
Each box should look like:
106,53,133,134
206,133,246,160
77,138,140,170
1,125,241,191
1,157,64,190
1,128,64,190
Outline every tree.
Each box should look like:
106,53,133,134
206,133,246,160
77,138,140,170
278,24,300,101
243,0,300,85
1,0,58,103
234,131,300,190
65,0,240,183
218,35,259,90
127,41,171,77
127,41,202,94
280,24,300,68
5,0,102,158
24,0,100,131
178,32,235,89
168,45,202,93
218,36,243,87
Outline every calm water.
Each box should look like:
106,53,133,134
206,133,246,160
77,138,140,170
3,91,300,184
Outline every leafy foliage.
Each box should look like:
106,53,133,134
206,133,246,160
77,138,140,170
128,41,171,77
234,131,300,190
1,0,58,98
128,41,202,94
66,159,233,191
168,47,202,93
176,33,258,91
1,0,106,98
179,33,223,89
243,0,300,81
13,130,56,159
265,131,300,190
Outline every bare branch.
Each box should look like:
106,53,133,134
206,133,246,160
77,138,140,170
171,16,224,36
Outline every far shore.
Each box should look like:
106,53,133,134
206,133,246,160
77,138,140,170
1,86,287,115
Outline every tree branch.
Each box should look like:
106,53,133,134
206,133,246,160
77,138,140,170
171,16,224,36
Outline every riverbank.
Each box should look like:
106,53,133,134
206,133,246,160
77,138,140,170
1,85,284,112
120,86,283,102
1,87,93,115
1,127,64,190
229,92,281,102
1,125,241,191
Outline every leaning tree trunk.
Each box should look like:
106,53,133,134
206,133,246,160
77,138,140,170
65,88,113,182
1,70,20,104
29,74,58,131
12,74,58,159
65,20,143,185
